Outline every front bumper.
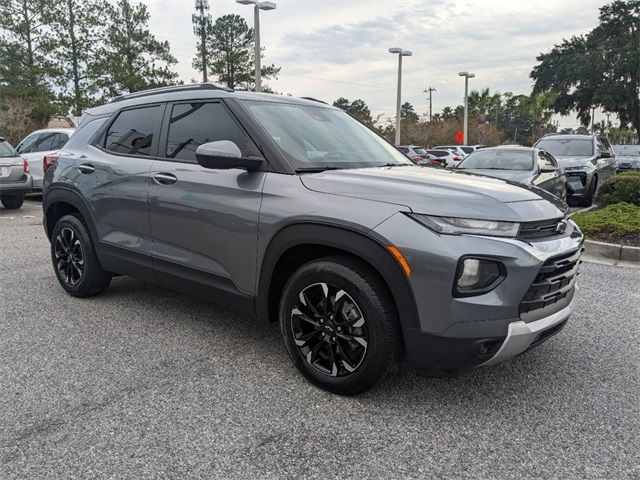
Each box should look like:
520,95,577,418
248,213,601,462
372,211,583,375
565,172,590,198
480,290,575,366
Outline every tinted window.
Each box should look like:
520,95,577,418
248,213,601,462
52,133,69,150
0,140,17,157
457,150,533,171
66,118,107,151
105,106,162,156
398,147,409,153
165,102,252,162
535,138,594,157
427,150,449,158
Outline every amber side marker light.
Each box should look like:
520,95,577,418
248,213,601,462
387,245,411,277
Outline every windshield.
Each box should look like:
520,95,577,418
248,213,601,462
457,149,534,171
0,140,18,158
243,101,411,170
614,145,640,156
535,138,593,157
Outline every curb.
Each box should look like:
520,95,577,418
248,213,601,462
583,239,640,268
568,204,598,217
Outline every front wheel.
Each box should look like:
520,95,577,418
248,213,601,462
279,256,402,395
1,193,24,209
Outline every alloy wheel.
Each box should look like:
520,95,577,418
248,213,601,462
54,227,85,287
290,282,368,377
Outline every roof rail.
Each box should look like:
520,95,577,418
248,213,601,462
301,97,329,105
109,83,234,103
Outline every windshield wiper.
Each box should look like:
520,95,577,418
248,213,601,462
295,166,343,173
375,163,412,167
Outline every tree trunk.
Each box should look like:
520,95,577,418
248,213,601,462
67,0,82,116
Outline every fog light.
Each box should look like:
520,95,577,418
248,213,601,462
455,258,504,296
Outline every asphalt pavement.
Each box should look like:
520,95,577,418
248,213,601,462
1,199,638,479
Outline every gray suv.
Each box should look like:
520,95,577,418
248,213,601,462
534,134,617,206
43,84,584,395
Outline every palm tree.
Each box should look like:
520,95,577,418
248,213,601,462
525,91,557,143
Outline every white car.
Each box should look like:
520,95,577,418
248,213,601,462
16,128,74,190
425,149,462,168
434,145,474,157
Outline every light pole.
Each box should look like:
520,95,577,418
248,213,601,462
458,71,475,146
389,48,412,145
237,0,276,92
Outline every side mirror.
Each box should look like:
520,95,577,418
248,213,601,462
598,151,612,159
195,140,263,171
540,164,556,173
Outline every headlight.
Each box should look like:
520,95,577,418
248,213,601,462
408,214,520,238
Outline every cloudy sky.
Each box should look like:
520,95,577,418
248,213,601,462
145,0,607,127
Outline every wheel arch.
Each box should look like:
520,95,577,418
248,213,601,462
44,187,98,243
256,223,420,329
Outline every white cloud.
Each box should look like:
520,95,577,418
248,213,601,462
145,0,607,127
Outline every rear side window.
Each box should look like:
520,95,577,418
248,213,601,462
0,140,17,157
164,102,254,163
18,132,61,154
66,118,107,151
105,105,162,156
398,147,409,153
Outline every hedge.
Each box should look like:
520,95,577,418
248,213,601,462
595,171,640,207
571,202,640,237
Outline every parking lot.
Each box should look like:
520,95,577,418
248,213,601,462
0,198,638,479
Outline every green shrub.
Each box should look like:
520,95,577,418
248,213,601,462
595,171,640,207
572,202,640,237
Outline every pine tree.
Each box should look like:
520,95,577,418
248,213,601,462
95,0,179,97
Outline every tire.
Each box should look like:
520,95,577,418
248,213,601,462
279,255,402,395
51,214,112,297
1,193,24,209
577,176,597,207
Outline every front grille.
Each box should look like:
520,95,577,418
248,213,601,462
518,218,564,240
519,248,582,314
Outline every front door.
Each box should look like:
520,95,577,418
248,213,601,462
148,100,266,307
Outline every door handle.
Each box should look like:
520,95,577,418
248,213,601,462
77,163,95,174
153,173,178,185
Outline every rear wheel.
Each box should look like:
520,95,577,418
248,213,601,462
1,193,24,209
577,176,597,207
279,256,402,395
51,214,112,297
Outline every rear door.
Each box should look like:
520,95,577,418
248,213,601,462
80,104,163,281
148,100,266,302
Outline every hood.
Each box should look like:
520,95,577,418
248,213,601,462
456,168,534,183
300,166,567,222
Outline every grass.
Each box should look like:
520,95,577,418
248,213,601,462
572,202,640,237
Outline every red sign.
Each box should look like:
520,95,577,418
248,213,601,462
454,130,464,144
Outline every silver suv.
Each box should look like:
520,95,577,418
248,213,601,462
534,134,617,206
0,137,32,209
42,84,584,394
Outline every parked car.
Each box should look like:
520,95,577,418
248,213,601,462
43,84,583,395
434,145,473,157
613,144,640,173
534,134,617,206
16,128,74,191
455,146,566,200
0,137,32,209
425,149,461,168
398,145,429,164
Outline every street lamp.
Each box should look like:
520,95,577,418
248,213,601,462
389,48,412,145
237,0,276,92
458,71,475,146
